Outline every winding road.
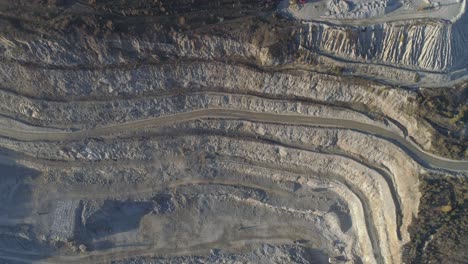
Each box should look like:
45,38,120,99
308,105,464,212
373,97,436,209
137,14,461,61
0,108,466,171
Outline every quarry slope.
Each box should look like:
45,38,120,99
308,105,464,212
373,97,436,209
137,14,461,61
281,0,468,86
0,1,466,264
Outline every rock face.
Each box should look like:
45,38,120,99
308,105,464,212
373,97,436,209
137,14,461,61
299,17,468,72
285,0,468,74
0,1,466,264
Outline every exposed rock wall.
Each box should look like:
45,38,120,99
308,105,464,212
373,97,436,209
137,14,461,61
0,33,437,150
0,2,464,264
299,19,468,71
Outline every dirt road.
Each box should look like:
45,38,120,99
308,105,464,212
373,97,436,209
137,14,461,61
0,108,466,171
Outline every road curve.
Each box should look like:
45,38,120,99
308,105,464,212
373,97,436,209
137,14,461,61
0,108,466,171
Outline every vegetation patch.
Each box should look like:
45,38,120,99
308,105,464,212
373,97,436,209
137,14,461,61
403,175,467,263
416,84,468,159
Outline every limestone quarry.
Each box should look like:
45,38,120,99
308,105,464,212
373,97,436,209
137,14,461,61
0,1,466,264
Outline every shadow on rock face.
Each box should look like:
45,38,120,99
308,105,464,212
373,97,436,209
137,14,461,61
292,247,329,264
84,200,153,240
74,194,176,250
0,163,40,220
330,203,352,233
0,162,53,261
